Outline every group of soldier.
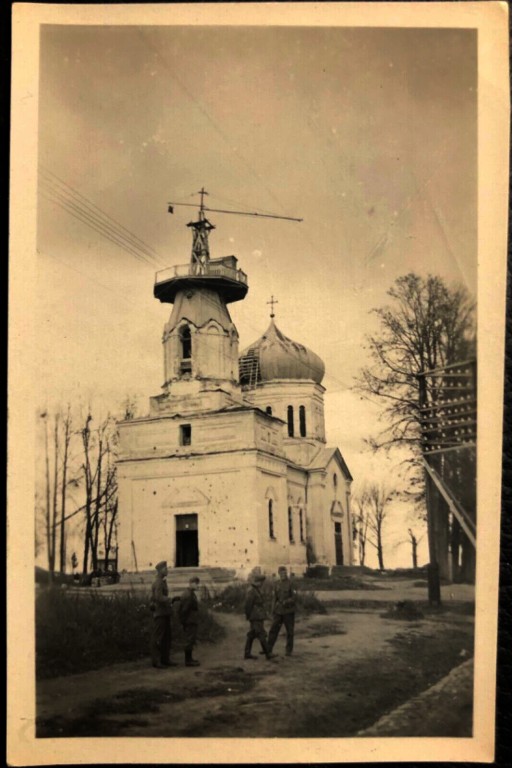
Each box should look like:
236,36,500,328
150,562,296,668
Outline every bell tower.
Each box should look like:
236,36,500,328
150,189,249,416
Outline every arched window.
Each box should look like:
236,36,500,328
299,509,305,543
266,406,272,416
179,325,191,358
299,405,306,437
268,499,275,539
288,506,294,543
287,405,294,437
333,473,338,488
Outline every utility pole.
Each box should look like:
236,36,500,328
418,372,441,606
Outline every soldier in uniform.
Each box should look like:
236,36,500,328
178,576,201,667
150,561,177,669
267,565,297,656
244,574,275,660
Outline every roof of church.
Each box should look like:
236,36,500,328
308,446,353,480
239,319,325,384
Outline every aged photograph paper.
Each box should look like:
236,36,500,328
8,2,509,765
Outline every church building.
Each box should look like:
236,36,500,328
116,198,354,577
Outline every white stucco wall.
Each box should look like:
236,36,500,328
244,380,326,442
118,452,260,573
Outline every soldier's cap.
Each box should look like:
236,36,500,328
278,566,288,573
155,560,167,571
189,576,200,584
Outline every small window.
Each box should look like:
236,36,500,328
299,405,306,437
268,500,275,539
266,406,272,416
288,506,294,543
179,325,192,360
180,424,192,446
287,405,294,437
333,473,338,488
299,509,304,543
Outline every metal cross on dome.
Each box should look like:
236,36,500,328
267,295,278,318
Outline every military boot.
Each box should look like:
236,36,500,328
261,639,276,661
185,649,200,667
244,637,257,659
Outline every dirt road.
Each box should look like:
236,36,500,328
37,585,474,738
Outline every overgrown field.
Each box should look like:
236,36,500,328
36,587,224,679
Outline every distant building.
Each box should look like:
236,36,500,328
117,205,353,576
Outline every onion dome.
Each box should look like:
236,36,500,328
239,319,325,385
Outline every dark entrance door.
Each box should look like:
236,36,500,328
334,521,344,566
175,514,199,567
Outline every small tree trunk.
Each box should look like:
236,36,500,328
411,534,418,568
59,407,71,573
43,416,52,579
50,415,60,577
359,534,366,567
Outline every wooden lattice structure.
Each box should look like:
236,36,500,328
417,360,477,602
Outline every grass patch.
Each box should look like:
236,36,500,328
208,582,327,615
307,620,347,638
295,576,390,592
380,600,425,621
36,587,224,679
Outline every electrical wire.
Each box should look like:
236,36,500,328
41,187,159,268
39,166,166,267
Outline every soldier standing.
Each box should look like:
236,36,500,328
244,574,275,660
179,576,201,667
150,561,177,669
267,565,297,656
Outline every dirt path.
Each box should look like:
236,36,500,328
37,602,474,738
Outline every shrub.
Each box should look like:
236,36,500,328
380,600,424,621
208,581,327,616
304,565,330,579
295,576,388,592
36,587,223,679
297,590,327,614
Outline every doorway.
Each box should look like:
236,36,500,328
334,521,344,566
175,514,199,567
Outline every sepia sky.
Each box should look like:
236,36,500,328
36,25,477,562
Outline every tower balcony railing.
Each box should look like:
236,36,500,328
155,260,248,287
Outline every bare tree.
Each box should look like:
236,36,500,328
354,482,395,570
407,528,424,569
355,273,475,507
37,406,79,578
353,495,370,567
40,411,53,576
80,411,118,575
36,405,120,579
59,405,73,572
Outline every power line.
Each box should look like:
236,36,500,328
39,166,166,266
41,187,159,268
40,177,162,268
39,170,351,390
